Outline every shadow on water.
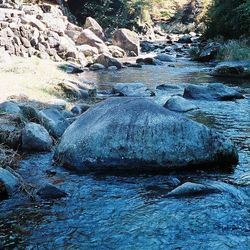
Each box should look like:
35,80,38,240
1,58,250,249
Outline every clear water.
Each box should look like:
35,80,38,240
1,59,250,249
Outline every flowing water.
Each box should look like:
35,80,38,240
0,58,250,249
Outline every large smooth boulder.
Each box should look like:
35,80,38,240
54,97,238,172
76,29,108,53
183,83,244,101
112,28,139,56
112,83,154,97
21,122,53,152
211,61,250,78
84,16,105,40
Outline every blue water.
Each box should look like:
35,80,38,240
0,58,250,249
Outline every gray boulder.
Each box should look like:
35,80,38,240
54,97,238,172
112,28,139,56
39,109,70,138
164,96,198,112
76,29,108,53
112,83,155,97
22,122,53,152
211,61,250,78
84,16,105,40
183,83,244,101
95,53,122,69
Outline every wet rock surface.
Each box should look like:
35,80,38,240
112,83,154,97
21,122,53,152
183,83,244,101
54,97,238,172
164,96,198,112
211,61,250,78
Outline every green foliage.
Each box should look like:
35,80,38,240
216,40,250,61
205,0,250,39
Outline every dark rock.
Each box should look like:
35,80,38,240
0,113,22,148
89,63,105,71
178,34,192,43
19,104,40,123
156,84,182,91
123,62,142,68
37,184,67,199
136,57,163,65
183,83,244,101
211,61,250,78
112,83,155,97
71,103,91,115
22,122,53,152
54,97,238,172
194,42,221,62
164,96,198,112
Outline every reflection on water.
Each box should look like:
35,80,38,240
0,59,250,249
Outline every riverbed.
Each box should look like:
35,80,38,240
0,58,249,249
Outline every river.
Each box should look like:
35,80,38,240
0,57,249,249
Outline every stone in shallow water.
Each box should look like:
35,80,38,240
164,96,198,112
183,83,244,101
211,61,250,78
112,83,155,97
54,97,238,172
37,184,67,200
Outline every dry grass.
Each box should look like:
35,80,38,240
0,56,78,103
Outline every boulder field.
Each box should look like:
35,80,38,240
54,97,238,173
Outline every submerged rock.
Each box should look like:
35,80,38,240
54,97,238,172
183,83,244,101
167,182,219,198
37,184,67,200
112,83,155,97
21,122,53,152
164,96,198,112
211,61,250,78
